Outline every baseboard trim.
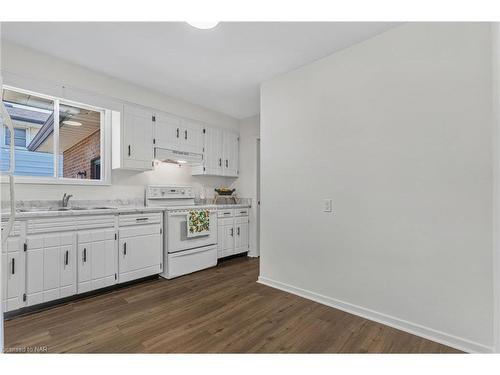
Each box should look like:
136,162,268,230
257,276,493,354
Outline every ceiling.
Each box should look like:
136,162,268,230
2,22,399,119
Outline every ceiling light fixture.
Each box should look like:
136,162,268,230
187,21,219,30
62,120,82,127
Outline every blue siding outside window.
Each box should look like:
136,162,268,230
5,127,27,147
0,147,63,177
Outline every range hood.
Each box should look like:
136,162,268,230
154,147,203,165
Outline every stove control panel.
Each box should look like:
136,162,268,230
146,185,195,200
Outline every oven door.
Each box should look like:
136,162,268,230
167,209,217,253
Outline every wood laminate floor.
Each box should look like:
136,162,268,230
4,257,461,353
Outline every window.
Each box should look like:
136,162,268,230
5,127,27,148
1,86,109,183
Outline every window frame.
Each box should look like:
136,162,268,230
4,126,27,149
1,85,111,185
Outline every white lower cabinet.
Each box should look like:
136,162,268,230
234,217,249,255
77,229,117,294
25,232,77,306
216,208,249,259
118,213,163,283
2,236,24,312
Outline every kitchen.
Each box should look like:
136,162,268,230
0,68,256,313
1,19,499,358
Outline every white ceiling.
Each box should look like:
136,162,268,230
2,22,399,119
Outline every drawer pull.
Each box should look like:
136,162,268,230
136,217,149,222
240,211,247,214
223,212,231,215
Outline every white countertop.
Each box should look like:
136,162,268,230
1,203,251,220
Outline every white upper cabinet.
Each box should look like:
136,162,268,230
112,104,154,171
222,131,239,177
192,127,239,177
202,127,223,175
180,119,204,154
154,113,204,154
154,111,182,151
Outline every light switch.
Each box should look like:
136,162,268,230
323,199,333,213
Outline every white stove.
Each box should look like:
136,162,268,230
145,185,218,279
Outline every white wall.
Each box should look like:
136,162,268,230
0,41,240,201
260,23,494,352
234,115,260,256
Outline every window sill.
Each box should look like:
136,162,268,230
0,176,111,186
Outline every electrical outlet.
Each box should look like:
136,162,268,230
323,199,332,213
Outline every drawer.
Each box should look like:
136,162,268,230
28,215,115,234
235,216,249,225
166,245,217,279
119,223,161,239
234,208,249,217
217,209,234,218
1,220,23,237
218,217,234,226
118,212,162,226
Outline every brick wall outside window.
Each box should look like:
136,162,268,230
63,130,100,179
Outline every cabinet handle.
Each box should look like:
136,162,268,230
11,258,15,275
176,128,179,138
124,242,127,255
83,248,87,263
136,217,149,222
219,158,222,167
65,250,69,266
225,159,228,168
128,145,131,157
230,228,234,237
237,227,240,236
185,130,188,140
240,211,246,214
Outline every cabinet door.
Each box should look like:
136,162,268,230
26,232,77,306
119,225,162,283
78,229,117,294
154,111,182,150
181,119,204,154
221,225,235,257
234,221,249,254
223,131,239,177
123,104,154,170
2,246,24,312
204,127,223,175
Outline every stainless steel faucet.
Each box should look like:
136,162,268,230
62,193,73,207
